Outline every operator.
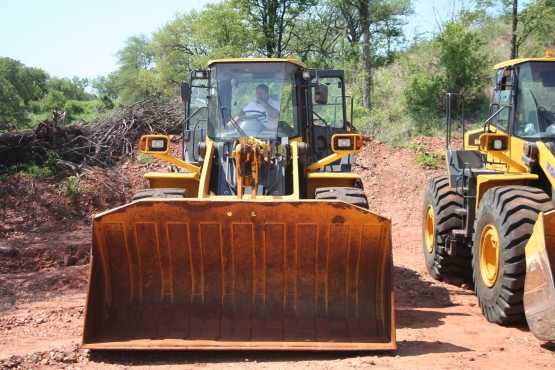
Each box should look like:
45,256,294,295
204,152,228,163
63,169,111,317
228,84,280,130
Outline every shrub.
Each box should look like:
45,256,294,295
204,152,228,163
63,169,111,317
63,175,80,199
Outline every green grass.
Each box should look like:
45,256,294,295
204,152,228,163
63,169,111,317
63,175,80,199
137,153,152,164
407,142,444,169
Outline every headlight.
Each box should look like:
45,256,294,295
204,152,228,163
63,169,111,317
337,138,352,149
150,139,166,150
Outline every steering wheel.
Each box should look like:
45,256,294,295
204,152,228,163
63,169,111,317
240,110,267,120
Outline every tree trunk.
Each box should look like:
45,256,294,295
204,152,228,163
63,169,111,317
511,0,518,59
360,1,371,110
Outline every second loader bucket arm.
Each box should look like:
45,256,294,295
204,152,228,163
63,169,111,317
524,209,555,341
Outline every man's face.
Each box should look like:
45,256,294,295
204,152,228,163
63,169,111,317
256,87,268,103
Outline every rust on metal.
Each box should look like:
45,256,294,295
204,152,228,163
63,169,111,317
524,210,555,341
82,199,395,350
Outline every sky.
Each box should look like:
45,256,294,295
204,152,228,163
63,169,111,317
0,0,524,80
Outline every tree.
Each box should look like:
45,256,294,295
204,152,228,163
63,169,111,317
238,0,317,57
112,35,159,104
150,11,207,95
0,58,48,127
0,58,48,104
287,2,344,66
516,0,555,56
0,76,25,127
336,0,412,109
192,1,255,58
405,21,490,128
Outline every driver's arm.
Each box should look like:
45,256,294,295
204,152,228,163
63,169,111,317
260,100,279,119
226,113,242,127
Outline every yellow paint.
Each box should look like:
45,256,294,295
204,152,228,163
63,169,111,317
306,172,360,198
537,142,555,188
306,152,345,172
151,153,201,177
464,127,485,149
198,138,215,199
476,173,538,208
139,134,170,154
290,140,300,199
425,206,435,254
139,134,201,176
494,57,555,70
525,212,547,257
480,224,501,288
144,172,199,194
208,57,306,68
330,133,363,153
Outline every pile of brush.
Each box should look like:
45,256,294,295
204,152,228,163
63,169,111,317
0,98,184,172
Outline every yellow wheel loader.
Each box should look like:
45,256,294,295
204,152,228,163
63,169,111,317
82,58,395,351
422,52,555,341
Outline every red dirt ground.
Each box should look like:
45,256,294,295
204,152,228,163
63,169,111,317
0,137,553,370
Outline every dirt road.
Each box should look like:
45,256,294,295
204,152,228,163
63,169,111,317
1,138,553,369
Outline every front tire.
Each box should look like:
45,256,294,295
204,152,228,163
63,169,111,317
472,186,552,324
315,187,369,209
422,176,470,281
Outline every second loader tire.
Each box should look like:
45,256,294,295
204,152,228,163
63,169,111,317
422,176,471,282
472,186,553,324
132,188,186,201
315,187,369,209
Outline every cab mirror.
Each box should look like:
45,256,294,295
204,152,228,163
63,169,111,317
139,135,170,154
314,84,328,105
180,82,191,103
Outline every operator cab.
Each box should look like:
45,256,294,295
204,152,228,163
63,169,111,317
490,54,555,144
179,58,354,197
181,58,353,169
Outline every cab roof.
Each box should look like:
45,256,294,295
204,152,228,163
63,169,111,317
207,57,307,69
494,57,555,69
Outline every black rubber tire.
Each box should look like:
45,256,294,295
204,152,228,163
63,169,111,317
315,187,369,209
472,186,553,324
422,176,471,282
132,188,186,201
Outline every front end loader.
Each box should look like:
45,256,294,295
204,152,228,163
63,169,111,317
422,52,555,341
82,58,395,351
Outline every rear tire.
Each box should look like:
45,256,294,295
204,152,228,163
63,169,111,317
422,176,470,282
132,188,186,201
315,187,369,209
472,186,552,324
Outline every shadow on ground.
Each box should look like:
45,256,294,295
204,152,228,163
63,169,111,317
88,350,389,365
397,340,470,357
394,265,473,309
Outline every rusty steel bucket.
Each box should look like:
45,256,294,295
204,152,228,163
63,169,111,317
524,209,555,341
82,199,395,350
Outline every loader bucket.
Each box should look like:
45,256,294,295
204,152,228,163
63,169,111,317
82,199,395,351
524,210,555,341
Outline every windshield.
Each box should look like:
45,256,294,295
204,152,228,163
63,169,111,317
207,62,299,141
515,62,555,139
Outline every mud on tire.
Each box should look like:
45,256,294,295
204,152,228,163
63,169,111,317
472,186,553,324
422,176,471,282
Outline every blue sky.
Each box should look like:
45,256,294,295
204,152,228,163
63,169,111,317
0,0,521,80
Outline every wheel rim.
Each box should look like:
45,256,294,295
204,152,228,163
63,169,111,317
479,224,501,288
425,205,435,253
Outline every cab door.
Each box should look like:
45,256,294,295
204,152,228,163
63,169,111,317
309,70,347,165
183,73,209,163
